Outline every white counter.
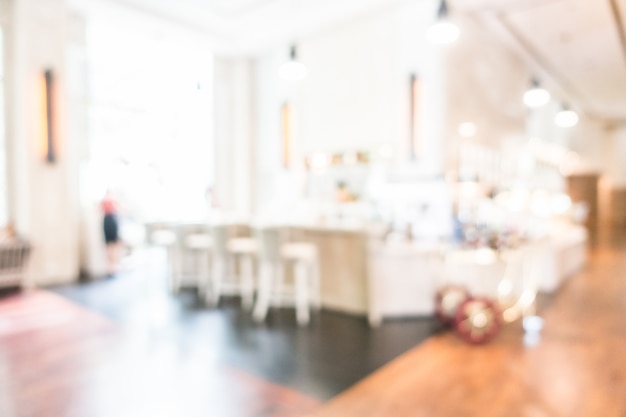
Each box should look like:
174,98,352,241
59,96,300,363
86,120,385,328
366,226,588,326
288,225,369,315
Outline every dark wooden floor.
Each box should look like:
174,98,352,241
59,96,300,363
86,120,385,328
304,246,626,417
50,248,439,400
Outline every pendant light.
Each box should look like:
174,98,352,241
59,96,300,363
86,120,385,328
279,45,307,81
523,78,550,108
427,0,460,45
554,104,579,128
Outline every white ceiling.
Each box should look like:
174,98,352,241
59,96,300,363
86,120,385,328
77,0,626,122
457,0,626,122
81,0,407,54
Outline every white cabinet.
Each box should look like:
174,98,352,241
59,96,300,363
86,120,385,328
366,241,438,326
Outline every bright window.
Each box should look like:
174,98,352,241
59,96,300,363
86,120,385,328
83,20,214,223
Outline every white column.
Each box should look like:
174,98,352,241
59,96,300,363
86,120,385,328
4,0,84,285
213,57,255,217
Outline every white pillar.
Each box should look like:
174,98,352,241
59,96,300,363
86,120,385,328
213,57,255,217
4,0,84,285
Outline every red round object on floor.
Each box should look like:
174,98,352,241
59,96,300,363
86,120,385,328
435,285,470,326
454,297,501,344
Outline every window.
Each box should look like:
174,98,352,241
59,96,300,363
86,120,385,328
83,20,214,222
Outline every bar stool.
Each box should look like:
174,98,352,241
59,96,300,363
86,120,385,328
205,224,230,306
183,231,213,293
203,224,253,307
149,227,180,292
227,236,257,310
282,242,321,312
252,227,320,326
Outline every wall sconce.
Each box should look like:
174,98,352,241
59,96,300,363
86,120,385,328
409,73,420,160
40,69,55,163
281,102,291,168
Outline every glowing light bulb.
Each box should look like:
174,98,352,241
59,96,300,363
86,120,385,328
427,20,460,45
279,45,307,81
523,87,550,107
554,109,579,128
279,60,307,81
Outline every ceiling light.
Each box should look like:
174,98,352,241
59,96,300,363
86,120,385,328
427,0,459,45
554,105,579,128
523,79,550,108
458,122,477,138
279,45,307,81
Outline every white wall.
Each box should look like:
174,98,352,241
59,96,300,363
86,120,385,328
0,2,11,227
3,0,85,285
296,15,396,154
253,0,448,210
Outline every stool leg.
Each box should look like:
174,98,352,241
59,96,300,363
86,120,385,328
228,255,236,285
240,255,254,310
194,251,201,289
253,262,274,323
310,261,321,310
273,261,285,305
167,246,181,293
199,250,211,294
208,256,225,306
294,261,310,326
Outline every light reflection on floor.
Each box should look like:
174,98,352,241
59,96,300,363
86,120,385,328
51,247,439,400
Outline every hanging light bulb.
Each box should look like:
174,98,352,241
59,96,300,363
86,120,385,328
279,45,307,81
554,104,579,128
427,0,460,45
523,78,550,108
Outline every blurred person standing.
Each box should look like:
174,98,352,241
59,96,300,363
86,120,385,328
205,185,223,222
101,189,120,276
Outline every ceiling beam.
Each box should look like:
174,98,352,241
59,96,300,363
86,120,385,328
472,1,626,125
609,0,626,68
452,0,567,14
